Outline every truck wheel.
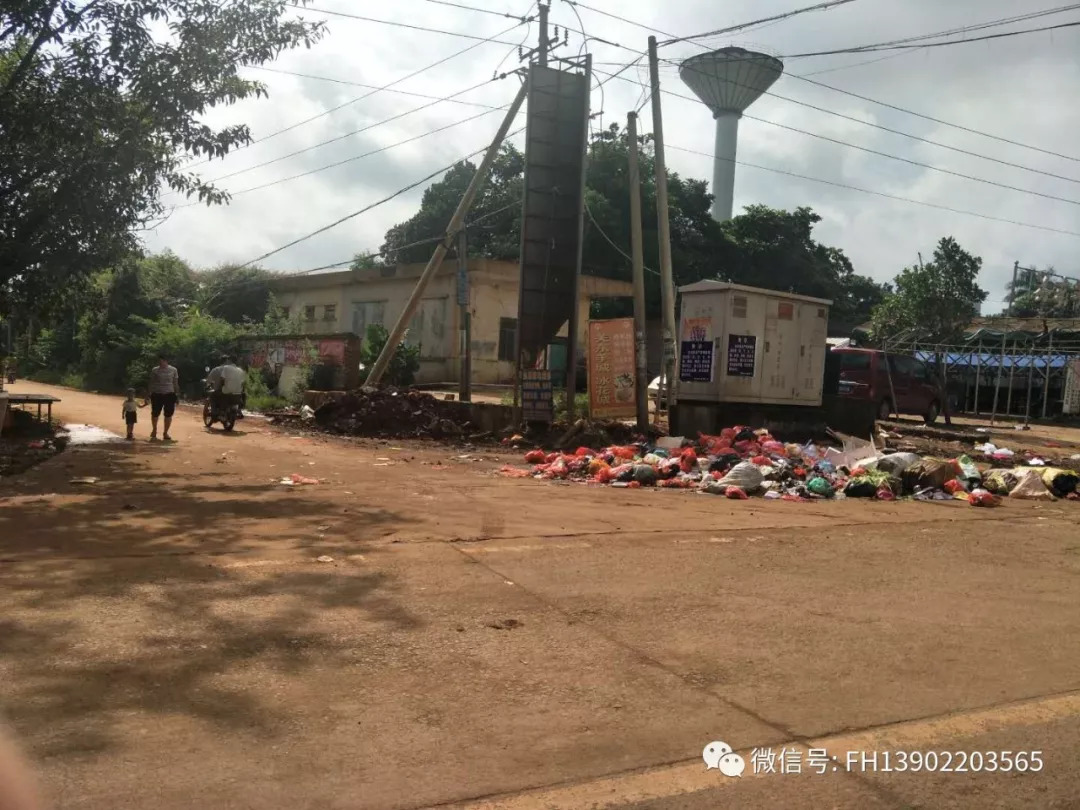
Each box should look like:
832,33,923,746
924,401,940,425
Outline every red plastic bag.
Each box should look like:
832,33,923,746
524,450,546,464
575,446,595,457
544,452,559,464
610,445,637,460
968,488,999,507
875,486,896,501
548,458,569,479
750,455,772,467
721,427,736,441
849,466,867,477
627,480,642,489
679,448,698,473
943,479,965,494
595,466,615,484
725,486,749,500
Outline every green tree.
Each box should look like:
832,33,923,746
0,1,323,314
357,324,420,387
1003,268,1079,318
361,124,886,325
196,264,274,325
871,237,988,342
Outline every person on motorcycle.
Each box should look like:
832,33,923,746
207,355,246,419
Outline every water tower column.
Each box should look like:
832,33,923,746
712,111,740,221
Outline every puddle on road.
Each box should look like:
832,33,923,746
62,424,125,445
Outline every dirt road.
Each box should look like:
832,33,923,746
2,383,1078,809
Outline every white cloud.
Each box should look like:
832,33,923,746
143,0,1080,312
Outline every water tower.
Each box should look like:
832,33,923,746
679,47,783,221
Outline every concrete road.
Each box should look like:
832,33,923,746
1,382,1078,809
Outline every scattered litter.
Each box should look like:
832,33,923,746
968,488,1000,507
487,618,523,630
279,473,319,486
316,555,335,563
299,404,316,421
1009,469,1056,501
69,476,100,485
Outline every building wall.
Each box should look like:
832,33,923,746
270,260,634,386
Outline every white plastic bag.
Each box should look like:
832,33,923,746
717,461,764,493
1008,469,1056,501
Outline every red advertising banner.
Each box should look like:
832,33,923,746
588,318,637,419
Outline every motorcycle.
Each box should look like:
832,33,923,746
201,371,241,432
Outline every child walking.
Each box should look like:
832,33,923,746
122,388,141,440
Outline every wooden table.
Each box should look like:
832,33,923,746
3,393,61,423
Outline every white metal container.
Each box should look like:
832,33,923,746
676,281,831,407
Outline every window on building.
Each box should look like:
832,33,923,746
732,296,748,318
304,305,316,322
498,317,517,362
777,302,794,320
352,301,386,337
323,304,337,322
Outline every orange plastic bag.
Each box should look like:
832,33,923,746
943,479,965,494
524,450,546,464
610,445,638,460
725,486,749,500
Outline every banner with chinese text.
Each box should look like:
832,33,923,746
587,318,637,419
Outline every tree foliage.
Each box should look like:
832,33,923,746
196,263,274,325
1003,268,1080,318
361,124,887,327
871,237,988,342
357,324,420,387
0,1,323,313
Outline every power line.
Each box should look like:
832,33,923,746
180,106,517,206
594,64,1080,208
187,18,527,170
194,76,503,189
248,66,499,110
671,59,1080,187
785,19,1080,57
293,5,524,45
239,128,526,267
585,203,659,277
418,0,533,21
789,74,1080,165
662,0,862,47
560,0,675,38
663,143,1080,239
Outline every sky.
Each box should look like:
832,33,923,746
142,0,1080,314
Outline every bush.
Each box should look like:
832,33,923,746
127,312,239,398
244,366,287,412
357,324,420,387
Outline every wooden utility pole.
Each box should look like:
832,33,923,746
647,36,677,420
366,83,528,386
458,228,471,402
627,111,649,431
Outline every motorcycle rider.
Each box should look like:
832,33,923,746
207,355,246,419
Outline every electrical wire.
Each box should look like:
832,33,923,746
192,76,504,189
187,18,528,169
292,5,523,45
670,59,1080,186
419,0,533,21
585,203,659,276
662,0,862,47
492,1,536,77
663,143,1080,239
179,106,518,207
594,64,1080,208
239,127,526,267
248,66,500,110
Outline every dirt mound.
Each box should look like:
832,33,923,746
310,388,474,440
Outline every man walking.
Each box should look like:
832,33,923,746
148,355,180,442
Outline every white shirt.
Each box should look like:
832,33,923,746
209,364,246,395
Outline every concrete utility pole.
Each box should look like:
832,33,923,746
648,35,678,420
458,228,471,403
366,83,528,386
1008,260,1019,317
626,111,649,431
537,2,549,67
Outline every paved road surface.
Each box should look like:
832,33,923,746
1,382,1078,809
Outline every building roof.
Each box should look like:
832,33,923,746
677,280,833,306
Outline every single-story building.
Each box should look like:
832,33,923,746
269,258,634,385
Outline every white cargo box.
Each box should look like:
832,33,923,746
675,281,831,407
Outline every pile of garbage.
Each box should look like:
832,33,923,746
285,388,476,440
502,426,1080,504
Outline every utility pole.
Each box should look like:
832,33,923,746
1008,260,1019,317
627,111,648,431
648,35,677,423
458,227,471,403
538,2,550,67
366,83,528,386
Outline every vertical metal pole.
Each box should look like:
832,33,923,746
1042,331,1053,419
564,55,591,421
1006,340,1017,416
973,338,983,415
366,83,528,386
457,228,471,403
1024,343,1035,427
990,331,1006,425
648,36,678,422
1008,261,1019,316
627,111,649,431
537,2,549,67
882,340,898,419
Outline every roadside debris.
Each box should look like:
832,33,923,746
316,555,334,563
279,473,319,486
500,425,1080,504
70,476,100,485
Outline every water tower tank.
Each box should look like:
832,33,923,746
680,48,783,221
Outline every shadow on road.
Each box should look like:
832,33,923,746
0,439,421,758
